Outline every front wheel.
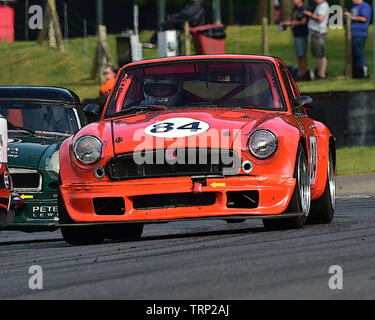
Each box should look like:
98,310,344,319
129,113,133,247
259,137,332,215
263,144,311,230
58,177,105,245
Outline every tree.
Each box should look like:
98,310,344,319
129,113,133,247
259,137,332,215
280,0,293,22
228,0,234,25
254,0,274,25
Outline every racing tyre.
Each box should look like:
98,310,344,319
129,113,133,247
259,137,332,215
104,223,144,241
307,150,335,224
263,144,311,230
58,177,105,245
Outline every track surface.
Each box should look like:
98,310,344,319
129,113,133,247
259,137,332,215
1,197,375,300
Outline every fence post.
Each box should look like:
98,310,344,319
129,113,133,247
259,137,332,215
37,0,65,53
184,21,191,56
91,25,116,82
212,0,222,24
262,17,269,56
345,15,352,78
268,0,274,25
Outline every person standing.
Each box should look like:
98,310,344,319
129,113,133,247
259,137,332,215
345,0,372,78
305,0,330,79
100,66,116,96
148,0,205,46
281,0,310,80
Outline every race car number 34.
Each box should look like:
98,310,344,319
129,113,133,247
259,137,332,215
145,117,210,138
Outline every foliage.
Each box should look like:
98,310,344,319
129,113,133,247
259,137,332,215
336,147,375,175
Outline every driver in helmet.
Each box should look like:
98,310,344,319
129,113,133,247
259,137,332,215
141,76,183,107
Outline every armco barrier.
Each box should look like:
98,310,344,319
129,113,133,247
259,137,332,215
307,90,375,147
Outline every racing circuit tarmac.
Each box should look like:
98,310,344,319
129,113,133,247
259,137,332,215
0,175,375,300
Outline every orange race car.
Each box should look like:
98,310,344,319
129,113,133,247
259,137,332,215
58,55,336,245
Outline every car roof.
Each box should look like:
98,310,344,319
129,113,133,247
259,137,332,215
122,54,283,71
0,86,81,105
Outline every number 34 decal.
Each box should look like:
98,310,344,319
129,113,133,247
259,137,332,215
145,117,210,138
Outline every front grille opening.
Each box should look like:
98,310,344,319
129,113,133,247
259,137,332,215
93,197,125,215
12,172,40,189
107,149,240,180
227,191,259,209
133,192,216,210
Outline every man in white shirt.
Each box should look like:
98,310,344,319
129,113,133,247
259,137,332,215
305,0,330,79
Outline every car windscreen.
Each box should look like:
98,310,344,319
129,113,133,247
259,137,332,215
105,60,286,117
0,104,79,135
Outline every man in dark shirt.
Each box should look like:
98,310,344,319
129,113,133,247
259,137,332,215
166,0,205,28
148,0,205,46
345,0,372,78
281,0,310,80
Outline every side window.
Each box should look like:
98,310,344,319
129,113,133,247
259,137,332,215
280,67,295,106
279,64,301,113
123,76,143,108
285,69,299,100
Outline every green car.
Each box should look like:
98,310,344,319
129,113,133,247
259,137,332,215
0,87,87,232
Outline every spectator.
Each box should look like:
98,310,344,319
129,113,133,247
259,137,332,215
345,0,372,78
281,0,310,81
148,0,205,46
274,0,281,24
305,0,330,79
100,66,116,96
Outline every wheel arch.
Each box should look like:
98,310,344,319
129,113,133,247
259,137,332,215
329,136,336,173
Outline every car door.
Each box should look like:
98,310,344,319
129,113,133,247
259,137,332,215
280,65,318,186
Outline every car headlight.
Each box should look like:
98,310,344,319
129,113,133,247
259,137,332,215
3,171,10,190
45,150,60,180
73,136,102,165
248,130,278,159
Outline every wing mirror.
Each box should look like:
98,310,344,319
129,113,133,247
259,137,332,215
84,104,101,116
293,95,314,110
83,104,102,123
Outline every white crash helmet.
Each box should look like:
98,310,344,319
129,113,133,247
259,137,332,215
143,76,183,107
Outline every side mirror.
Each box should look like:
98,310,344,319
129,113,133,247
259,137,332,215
83,104,102,123
84,104,101,116
293,95,314,110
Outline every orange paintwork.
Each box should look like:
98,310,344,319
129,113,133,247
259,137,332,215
59,55,335,223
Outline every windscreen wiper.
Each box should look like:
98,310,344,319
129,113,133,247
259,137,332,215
7,121,37,135
183,103,242,109
116,105,168,116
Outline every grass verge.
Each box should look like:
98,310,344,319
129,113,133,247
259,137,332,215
337,147,375,176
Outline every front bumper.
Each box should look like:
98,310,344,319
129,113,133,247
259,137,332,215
60,175,296,223
0,192,20,228
4,194,59,231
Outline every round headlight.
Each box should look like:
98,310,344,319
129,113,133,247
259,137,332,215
73,136,102,165
4,170,10,190
248,130,278,159
46,150,60,180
